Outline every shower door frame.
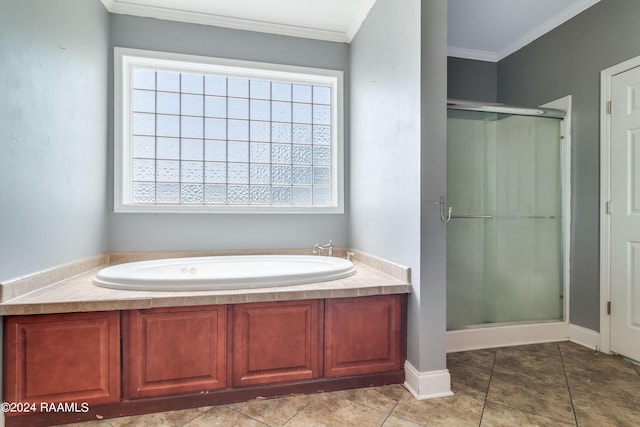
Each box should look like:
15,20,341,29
446,95,573,352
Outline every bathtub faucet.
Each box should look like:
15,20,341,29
312,240,334,257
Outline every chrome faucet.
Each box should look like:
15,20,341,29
312,240,334,256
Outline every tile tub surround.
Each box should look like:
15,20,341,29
0,254,109,303
0,249,410,315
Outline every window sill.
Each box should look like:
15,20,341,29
113,204,344,214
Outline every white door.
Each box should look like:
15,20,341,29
610,65,640,361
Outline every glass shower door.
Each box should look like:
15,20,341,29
446,110,563,329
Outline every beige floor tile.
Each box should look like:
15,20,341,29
382,415,424,427
571,398,640,427
57,420,114,427
184,406,267,426
282,391,389,427
486,370,574,424
561,343,640,414
329,384,411,413
560,342,638,382
228,394,317,426
481,401,575,426
101,406,212,427
391,393,483,427
493,343,565,380
447,348,495,400
567,375,640,427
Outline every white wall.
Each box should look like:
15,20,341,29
0,0,109,282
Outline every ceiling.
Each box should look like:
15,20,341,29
448,0,601,62
100,0,602,62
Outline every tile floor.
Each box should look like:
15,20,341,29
59,341,640,427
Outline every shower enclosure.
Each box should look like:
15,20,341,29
445,102,565,330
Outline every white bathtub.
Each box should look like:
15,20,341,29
93,255,357,291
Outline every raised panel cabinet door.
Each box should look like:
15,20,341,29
232,300,323,387
123,305,227,399
3,311,120,406
325,295,406,377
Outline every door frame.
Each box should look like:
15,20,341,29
542,95,573,332
599,55,640,354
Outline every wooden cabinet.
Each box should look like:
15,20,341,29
232,300,322,387
324,295,405,377
3,311,120,406
122,305,227,399
3,294,406,427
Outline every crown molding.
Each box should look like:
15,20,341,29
99,0,115,10
447,46,498,63
496,0,601,61
103,1,351,43
346,0,376,42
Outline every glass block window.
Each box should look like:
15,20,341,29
114,48,343,213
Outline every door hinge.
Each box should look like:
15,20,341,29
607,301,611,315
607,100,612,114
606,201,612,214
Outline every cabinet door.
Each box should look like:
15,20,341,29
123,305,227,399
4,311,120,406
233,300,322,387
325,295,405,377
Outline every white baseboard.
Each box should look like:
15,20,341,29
446,321,601,354
403,361,453,400
446,322,570,353
568,324,600,351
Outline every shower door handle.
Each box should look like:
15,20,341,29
439,196,452,223
450,215,494,219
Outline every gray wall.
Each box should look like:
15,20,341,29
0,0,109,282
448,57,497,102
350,0,448,372
498,0,640,331
420,1,448,371
108,15,350,252
349,0,421,364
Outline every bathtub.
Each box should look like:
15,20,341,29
93,255,357,291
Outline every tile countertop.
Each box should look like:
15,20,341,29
0,259,411,316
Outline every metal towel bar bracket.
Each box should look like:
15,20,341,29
439,196,452,223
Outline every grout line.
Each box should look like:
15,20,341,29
380,399,426,427
558,342,580,426
621,355,640,376
278,392,321,426
378,398,400,427
178,406,217,427
477,348,498,426
176,406,213,427
225,405,271,426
